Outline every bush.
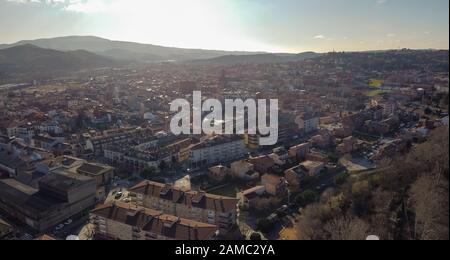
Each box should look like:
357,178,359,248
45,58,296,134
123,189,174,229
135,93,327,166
295,190,319,207
256,218,273,234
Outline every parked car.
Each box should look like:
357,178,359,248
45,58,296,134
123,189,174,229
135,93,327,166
64,219,73,225
275,205,290,217
115,192,123,200
55,224,65,231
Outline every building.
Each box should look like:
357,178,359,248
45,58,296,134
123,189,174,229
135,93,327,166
248,155,276,174
236,186,267,209
183,135,246,170
245,133,260,149
208,165,230,183
85,128,155,156
32,135,62,151
0,137,52,178
296,113,319,134
34,234,57,240
230,160,260,182
288,142,311,160
129,181,238,231
0,172,96,232
269,147,289,165
337,136,362,154
299,161,325,176
75,162,114,196
284,165,309,189
261,174,287,197
35,156,114,201
90,202,219,240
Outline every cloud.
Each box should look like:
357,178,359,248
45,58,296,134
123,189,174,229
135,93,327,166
376,0,387,4
7,0,113,13
313,35,326,40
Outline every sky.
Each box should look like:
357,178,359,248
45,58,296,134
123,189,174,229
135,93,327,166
0,0,448,52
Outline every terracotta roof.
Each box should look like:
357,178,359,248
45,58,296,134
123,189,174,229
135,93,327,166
35,234,57,240
129,181,238,213
91,202,218,240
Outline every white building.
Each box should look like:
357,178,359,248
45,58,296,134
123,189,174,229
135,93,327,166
187,136,246,170
296,114,319,134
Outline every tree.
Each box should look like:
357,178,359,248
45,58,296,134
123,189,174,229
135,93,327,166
256,218,273,234
323,215,370,240
297,204,326,240
159,160,167,171
249,232,262,241
334,172,349,185
409,174,449,240
295,190,318,208
140,167,157,180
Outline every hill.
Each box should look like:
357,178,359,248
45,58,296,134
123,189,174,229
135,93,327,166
0,36,264,62
0,44,116,76
187,52,320,66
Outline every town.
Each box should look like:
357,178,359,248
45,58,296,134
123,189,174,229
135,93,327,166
0,47,448,241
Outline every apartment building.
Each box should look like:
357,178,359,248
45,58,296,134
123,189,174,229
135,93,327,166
183,135,246,170
90,202,218,240
296,113,319,134
129,180,238,231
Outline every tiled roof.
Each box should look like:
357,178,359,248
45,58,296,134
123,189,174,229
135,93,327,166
129,181,238,213
91,202,218,240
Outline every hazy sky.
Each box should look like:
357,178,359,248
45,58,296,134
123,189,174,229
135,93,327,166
1,0,448,52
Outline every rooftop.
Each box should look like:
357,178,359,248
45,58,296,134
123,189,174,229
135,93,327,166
129,180,238,213
91,202,218,240
39,169,94,192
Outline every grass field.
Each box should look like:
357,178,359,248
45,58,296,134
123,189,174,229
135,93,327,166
365,89,391,97
368,79,383,88
23,83,83,94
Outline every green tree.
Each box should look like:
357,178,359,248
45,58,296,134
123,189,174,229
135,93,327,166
256,218,273,234
295,190,319,207
141,167,157,180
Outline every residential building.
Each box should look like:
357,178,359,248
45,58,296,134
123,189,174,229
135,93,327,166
299,161,325,176
236,186,267,209
261,174,287,197
208,165,230,183
248,155,276,174
288,142,311,159
90,202,219,240
230,160,260,182
296,113,319,134
183,135,246,170
129,180,238,232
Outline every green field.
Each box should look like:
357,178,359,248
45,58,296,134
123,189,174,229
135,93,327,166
368,79,383,88
365,89,391,97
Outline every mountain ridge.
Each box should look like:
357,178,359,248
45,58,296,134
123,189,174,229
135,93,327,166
0,44,117,74
0,36,267,62
186,52,321,66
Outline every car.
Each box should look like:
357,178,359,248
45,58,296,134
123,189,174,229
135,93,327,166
55,224,65,231
115,192,123,200
64,219,73,225
275,205,290,217
122,198,132,203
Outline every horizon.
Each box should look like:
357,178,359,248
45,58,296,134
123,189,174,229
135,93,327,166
1,0,448,53
2,35,449,54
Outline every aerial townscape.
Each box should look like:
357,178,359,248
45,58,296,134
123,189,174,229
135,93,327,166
0,0,448,242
